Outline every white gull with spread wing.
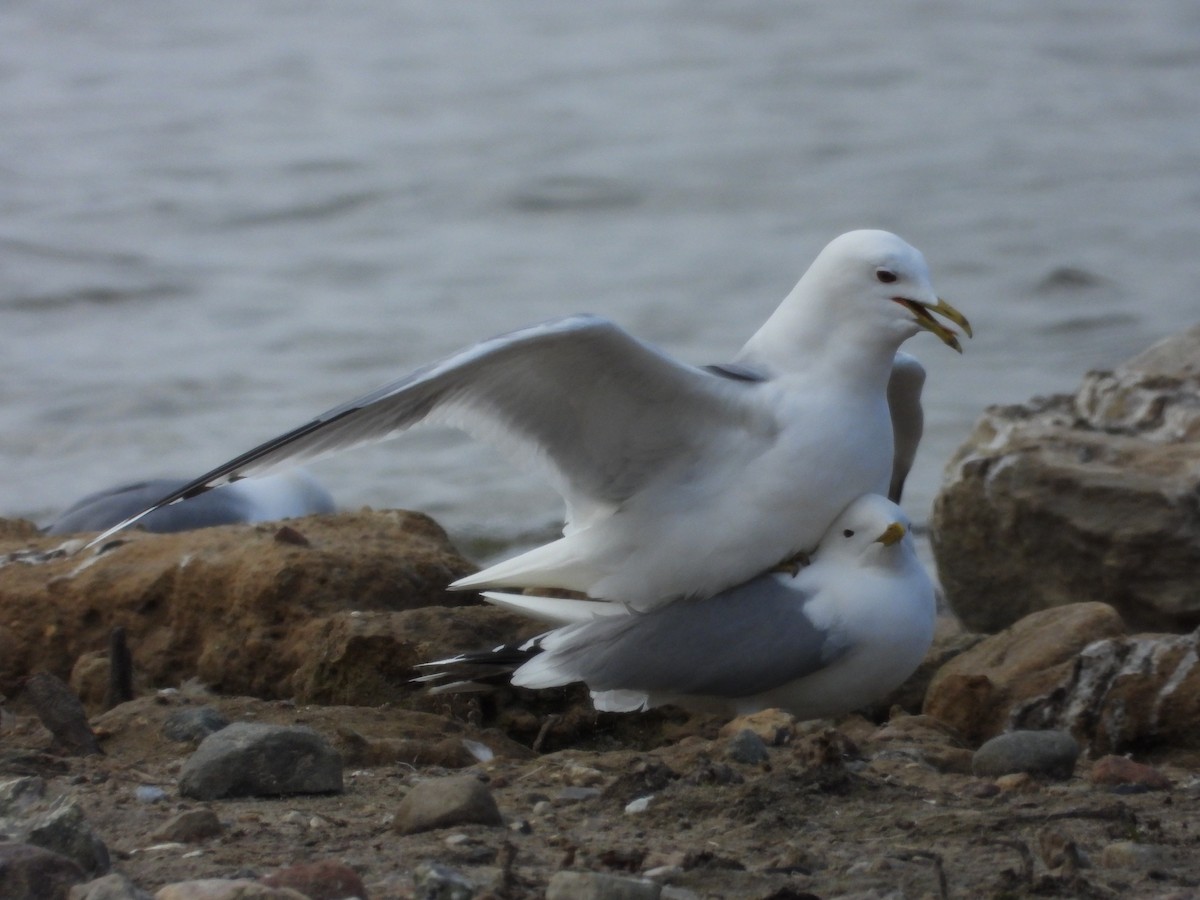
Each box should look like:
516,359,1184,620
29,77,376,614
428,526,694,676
89,230,968,609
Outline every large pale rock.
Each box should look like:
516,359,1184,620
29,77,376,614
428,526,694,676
0,510,477,698
925,602,1200,753
178,723,342,800
932,325,1200,633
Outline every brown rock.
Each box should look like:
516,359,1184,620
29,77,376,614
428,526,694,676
394,775,503,835
154,880,308,899
924,603,1126,743
932,325,1200,633
260,860,367,900
717,709,796,746
152,809,224,843
0,510,478,699
0,842,86,900
1089,755,1172,790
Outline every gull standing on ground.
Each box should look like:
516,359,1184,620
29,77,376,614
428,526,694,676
89,230,969,608
418,494,937,719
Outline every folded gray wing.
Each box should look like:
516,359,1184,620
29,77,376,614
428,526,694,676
531,574,850,698
887,351,926,504
89,315,767,544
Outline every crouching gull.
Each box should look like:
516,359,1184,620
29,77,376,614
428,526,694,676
87,230,968,610
47,471,334,536
417,494,936,720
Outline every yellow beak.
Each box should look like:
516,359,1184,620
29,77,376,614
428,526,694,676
893,296,972,352
875,522,907,547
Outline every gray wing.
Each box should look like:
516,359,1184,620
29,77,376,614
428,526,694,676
89,315,768,544
887,351,926,504
530,573,851,698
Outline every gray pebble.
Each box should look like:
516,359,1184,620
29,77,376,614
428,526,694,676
546,871,662,900
161,706,230,744
726,729,769,765
413,861,477,900
394,776,503,835
972,730,1079,779
178,722,343,800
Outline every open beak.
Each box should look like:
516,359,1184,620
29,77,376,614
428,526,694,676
875,522,907,547
893,296,972,352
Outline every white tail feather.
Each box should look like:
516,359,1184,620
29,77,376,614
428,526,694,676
480,591,624,626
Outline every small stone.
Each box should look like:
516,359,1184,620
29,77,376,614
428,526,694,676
0,842,86,900
556,786,602,803
412,862,475,900
153,809,223,843
995,772,1036,793
134,786,168,804
972,730,1078,779
394,776,503,835
718,709,796,746
0,775,46,815
545,871,662,900
153,879,309,899
178,723,343,800
20,797,111,875
260,860,367,900
624,796,652,815
69,872,154,899
162,708,230,744
1099,840,1162,869
725,729,769,765
1089,755,1172,790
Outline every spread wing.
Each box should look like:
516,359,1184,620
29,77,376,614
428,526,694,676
89,314,770,545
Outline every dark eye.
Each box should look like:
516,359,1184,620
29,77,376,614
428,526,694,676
876,269,898,284
842,529,855,538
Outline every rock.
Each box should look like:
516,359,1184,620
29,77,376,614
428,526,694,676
153,880,309,899
0,776,46,815
1099,841,1162,869
1089,755,1172,790
152,809,223,843
134,787,168,804
0,842,86,900
162,707,230,744
412,861,475,899
260,860,366,900
69,872,154,899
718,709,796,746
0,510,478,700
932,325,1200,633
178,723,342,800
971,730,1079,779
394,775,503,835
1,797,111,875
725,729,769,765
866,714,973,774
545,871,662,900
923,603,1126,744
22,673,102,756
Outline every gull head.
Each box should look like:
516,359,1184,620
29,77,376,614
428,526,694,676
817,493,914,564
802,230,971,353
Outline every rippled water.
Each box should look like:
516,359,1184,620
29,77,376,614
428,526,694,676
3,1,1200,555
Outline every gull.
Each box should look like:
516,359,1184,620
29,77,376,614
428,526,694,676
417,494,937,719
46,471,334,535
88,230,968,608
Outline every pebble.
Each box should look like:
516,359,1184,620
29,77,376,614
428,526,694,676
260,860,367,900
556,786,602,803
971,730,1078,779
1099,840,1162,869
393,775,503,835
0,775,47,815
412,861,476,900
152,809,223,843
161,707,230,744
9,796,111,875
545,871,662,900
624,796,653,815
994,772,1037,793
178,723,343,800
0,842,86,900
68,872,154,899
134,786,169,804
726,729,770,765
153,878,309,899
1089,755,1172,790
718,709,797,746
